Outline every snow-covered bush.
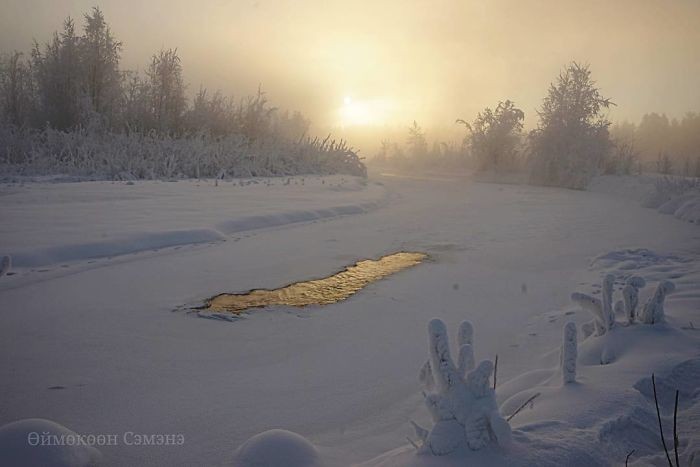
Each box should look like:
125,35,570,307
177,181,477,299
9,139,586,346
528,62,613,189
413,319,511,455
420,320,474,391
457,100,524,173
0,125,366,179
643,175,700,209
561,322,577,384
638,280,675,324
622,276,646,324
571,274,616,336
0,418,102,467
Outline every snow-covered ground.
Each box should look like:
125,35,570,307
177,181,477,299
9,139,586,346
0,173,698,466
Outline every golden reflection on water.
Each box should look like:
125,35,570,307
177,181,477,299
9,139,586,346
205,252,427,313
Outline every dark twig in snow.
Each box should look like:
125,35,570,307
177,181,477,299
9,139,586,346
651,374,674,467
673,390,679,467
625,449,635,466
493,355,498,389
506,392,540,422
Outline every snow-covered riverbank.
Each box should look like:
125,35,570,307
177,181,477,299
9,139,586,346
0,174,697,466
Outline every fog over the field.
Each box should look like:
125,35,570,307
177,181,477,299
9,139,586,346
2,0,699,149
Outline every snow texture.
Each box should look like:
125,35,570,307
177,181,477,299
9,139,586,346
2,174,699,467
0,418,102,467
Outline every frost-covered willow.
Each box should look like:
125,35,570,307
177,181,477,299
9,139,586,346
0,7,366,179
414,319,511,456
0,126,366,179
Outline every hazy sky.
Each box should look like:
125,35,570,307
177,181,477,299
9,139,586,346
2,0,699,150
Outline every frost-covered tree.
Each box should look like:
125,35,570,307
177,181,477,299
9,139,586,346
31,18,82,129
560,322,577,384
639,280,675,324
145,48,187,133
185,87,236,136
236,87,276,144
79,7,122,122
528,62,614,189
622,276,646,324
0,52,35,127
413,319,511,455
458,100,524,172
406,121,428,161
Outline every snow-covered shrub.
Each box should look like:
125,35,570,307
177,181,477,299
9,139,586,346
0,418,102,467
413,319,511,455
0,125,366,179
571,274,616,336
561,322,577,384
420,320,474,391
528,62,613,189
457,100,524,173
639,281,675,324
232,429,323,467
643,175,700,209
622,276,646,324
0,255,10,277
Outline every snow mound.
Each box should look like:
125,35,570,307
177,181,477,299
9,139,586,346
591,248,687,271
674,195,700,223
232,429,323,467
0,418,102,467
588,174,700,224
12,229,227,268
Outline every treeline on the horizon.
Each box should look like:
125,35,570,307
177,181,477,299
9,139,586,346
374,64,700,188
0,7,366,179
610,113,700,176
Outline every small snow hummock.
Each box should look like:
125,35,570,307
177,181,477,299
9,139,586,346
0,255,10,277
413,319,512,456
0,418,102,467
622,276,646,324
232,429,323,467
560,322,577,384
639,280,676,325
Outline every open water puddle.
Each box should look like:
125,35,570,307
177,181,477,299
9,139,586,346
204,251,427,314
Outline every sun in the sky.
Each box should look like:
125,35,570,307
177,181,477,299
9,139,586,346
338,95,393,127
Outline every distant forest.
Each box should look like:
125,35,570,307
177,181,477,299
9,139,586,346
0,8,366,179
374,69,700,187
